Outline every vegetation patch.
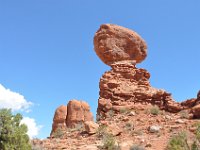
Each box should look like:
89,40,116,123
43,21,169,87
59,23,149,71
150,106,160,115
179,110,189,119
167,131,199,150
0,108,31,150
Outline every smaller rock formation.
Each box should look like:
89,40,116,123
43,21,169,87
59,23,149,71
66,100,93,128
51,105,67,135
51,99,93,136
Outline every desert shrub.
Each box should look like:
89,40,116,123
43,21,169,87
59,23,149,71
119,107,129,114
195,122,200,141
52,128,65,138
167,132,190,150
130,144,145,150
102,134,120,150
150,106,160,115
0,108,31,150
125,122,134,131
191,141,199,150
167,127,200,150
179,110,189,119
96,125,107,138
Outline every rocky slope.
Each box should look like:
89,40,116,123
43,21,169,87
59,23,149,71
32,104,200,150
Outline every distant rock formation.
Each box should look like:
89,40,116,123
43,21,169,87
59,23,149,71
50,100,93,136
94,24,200,119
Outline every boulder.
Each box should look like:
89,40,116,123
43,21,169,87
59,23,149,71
94,24,147,65
149,125,161,133
84,121,99,134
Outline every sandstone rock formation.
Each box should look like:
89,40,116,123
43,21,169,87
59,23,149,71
51,105,67,135
94,24,147,65
66,100,93,128
94,24,200,119
51,99,93,136
96,62,183,118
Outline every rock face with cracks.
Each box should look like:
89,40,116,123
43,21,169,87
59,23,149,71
96,62,184,119
51,100,93,136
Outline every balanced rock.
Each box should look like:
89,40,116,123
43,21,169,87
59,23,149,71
51,100,93,136
94,24,190,119
94,24,147,66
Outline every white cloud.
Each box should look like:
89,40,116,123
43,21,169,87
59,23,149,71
0,84,42,138
21,117,42,139
0,84,32,112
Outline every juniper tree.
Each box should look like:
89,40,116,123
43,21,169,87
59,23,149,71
0,108,31,150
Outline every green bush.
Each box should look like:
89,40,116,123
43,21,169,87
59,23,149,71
52,128,65,138
96,125,107,138
102,134,120,150
195,122,200,141
150,106,160,115
0,108,31,150
191,141,199,150
167,132,190,150
179,110,189,119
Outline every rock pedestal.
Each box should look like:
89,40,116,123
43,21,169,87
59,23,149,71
97,62,182,118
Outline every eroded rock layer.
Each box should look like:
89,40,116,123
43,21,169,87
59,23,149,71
97,62,184,119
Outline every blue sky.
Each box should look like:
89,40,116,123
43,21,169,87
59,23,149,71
0,0,200,138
